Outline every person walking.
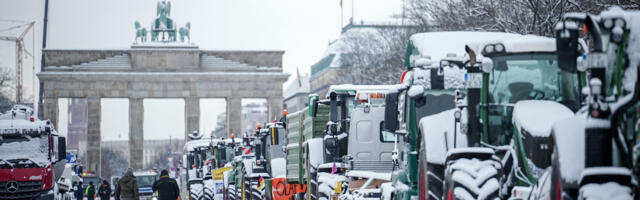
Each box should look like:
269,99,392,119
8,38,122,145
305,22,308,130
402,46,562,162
74,182,84,200
116,168,139,200
152,169,180,200
98,180,112,200
86,181,96,200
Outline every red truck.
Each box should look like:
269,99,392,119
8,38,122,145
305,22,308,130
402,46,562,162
0,105,66,200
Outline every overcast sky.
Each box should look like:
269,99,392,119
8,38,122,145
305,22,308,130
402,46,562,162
0,0,403,140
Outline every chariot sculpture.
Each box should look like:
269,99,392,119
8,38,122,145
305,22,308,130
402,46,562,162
134,0,191,44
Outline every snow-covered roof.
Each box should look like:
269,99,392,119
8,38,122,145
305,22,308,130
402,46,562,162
283,75,310,99
409,31,524,61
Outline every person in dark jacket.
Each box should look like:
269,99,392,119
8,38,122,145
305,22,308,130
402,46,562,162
98,180,112,200
86,181,96,200
116,168,139,200
152,170,180,200
74,181,84,200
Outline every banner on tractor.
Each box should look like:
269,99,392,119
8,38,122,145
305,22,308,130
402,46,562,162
270,177,306,200
212,167,232,180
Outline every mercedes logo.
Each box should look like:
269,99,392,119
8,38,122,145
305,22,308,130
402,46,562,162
6,181,18,193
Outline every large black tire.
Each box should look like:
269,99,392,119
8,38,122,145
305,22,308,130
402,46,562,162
228,185,237,200
243,174,252,200
444,158,500,200
250,182,264,200
203,186,215,200
419,143,445,200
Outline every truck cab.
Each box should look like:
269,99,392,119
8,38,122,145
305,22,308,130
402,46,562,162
0,105,66,200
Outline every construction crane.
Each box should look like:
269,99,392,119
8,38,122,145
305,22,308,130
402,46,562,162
0,20,35,104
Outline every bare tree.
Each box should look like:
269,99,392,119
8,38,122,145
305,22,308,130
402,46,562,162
412,0,639,37
339,26,421,85
0,67,15,111
101,147,130,179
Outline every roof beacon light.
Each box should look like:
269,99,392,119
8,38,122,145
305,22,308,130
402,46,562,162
484,45,494,54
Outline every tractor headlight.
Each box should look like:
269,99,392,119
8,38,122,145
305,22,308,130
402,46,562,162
615,18,625,28
604,18,614,29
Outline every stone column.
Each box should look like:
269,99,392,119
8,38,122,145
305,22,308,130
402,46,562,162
185,97,200,139
129,98,144,170
86,97,101,175
41,97,58,128
268,97,284,121
226,96,242,137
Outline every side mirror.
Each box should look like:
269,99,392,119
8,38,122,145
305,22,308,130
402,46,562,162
384,92,399,132
556,21,579,73
220,148,227,161
182,155,187,169
308,94,319,117
329,92,338,122
481,58,493,73
325,137,337,149
57,137,66,162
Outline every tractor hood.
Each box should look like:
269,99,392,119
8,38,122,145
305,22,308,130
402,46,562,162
512,100,573,137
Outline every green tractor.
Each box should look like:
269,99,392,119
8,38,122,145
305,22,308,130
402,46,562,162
547,7,640,200
432,35,584,199
382,31,529,200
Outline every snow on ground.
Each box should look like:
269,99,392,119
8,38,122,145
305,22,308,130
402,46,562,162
512,100,574,137
0,135,50,166
580,182,632,200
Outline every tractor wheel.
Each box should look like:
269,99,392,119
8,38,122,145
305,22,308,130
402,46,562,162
250,182,264,200
444,158,500,200
227,185,236,200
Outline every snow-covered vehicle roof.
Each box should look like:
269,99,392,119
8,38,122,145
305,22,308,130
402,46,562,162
0,105,54,135
184,138,241,152
184,140,212,152
327,84,396,97
464,34,556,57
409,31,525,61
134,171,158,176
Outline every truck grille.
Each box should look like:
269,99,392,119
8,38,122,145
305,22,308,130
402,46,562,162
0,181,42,199
349,160,395,173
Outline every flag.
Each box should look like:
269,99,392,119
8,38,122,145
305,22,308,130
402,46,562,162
258,177,265,189
331,162,337,174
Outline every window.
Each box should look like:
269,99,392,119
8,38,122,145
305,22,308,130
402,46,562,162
380,122,395,143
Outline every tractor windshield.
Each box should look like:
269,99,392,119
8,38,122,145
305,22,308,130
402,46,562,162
485,53,580,145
